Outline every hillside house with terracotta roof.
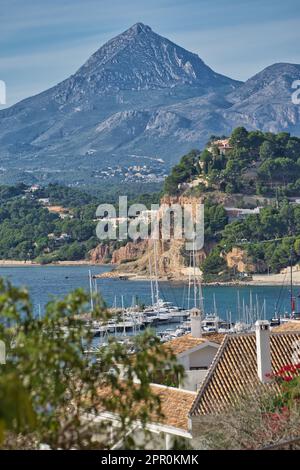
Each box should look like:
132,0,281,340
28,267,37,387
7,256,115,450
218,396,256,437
162,332,222,391
159,309,223,391
85,321,300,449
86,383,196,449
208,138,233,156
189,321,300,444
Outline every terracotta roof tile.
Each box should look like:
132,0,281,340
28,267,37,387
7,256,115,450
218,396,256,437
202,332,225,345
162,333,223,356
190,332,300,416
272,321,300,333
96,383,195,431
150,384,196,431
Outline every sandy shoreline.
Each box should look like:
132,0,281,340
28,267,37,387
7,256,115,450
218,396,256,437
251,271,300,286
96,269,300,286
0,259,104,267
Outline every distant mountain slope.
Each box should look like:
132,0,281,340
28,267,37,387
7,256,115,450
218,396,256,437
0,23,299,186
223,63,300,133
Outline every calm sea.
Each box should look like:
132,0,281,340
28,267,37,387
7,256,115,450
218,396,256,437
0,265,297,322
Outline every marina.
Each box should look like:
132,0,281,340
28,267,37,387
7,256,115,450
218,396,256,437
0,265,299,341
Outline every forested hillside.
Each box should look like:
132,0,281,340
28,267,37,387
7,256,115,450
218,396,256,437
164,127,300,197
163,128,300,280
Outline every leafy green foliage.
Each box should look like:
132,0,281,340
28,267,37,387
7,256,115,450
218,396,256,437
173,128,300,196
163,150,200,195
0,186,99,261
0,279,184,449
0,197,59,260
35,184,95,207
221,202,300,272
0,183,165,262
201,249,228,282
204,201,228,242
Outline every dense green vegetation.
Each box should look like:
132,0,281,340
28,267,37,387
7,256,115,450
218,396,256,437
0,183,163,262
204,200,228,242
161,128,300,279
35,184,96,207
163,150,200,195
0,192,98,262
198,127,300,196
0,280,183,449
201,248,228,282
0,184,101,261
201,201,300,279
163,128,300,196
221,202,300,273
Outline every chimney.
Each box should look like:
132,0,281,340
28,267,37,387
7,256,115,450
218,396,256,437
255,320,271,383
191,308,202,338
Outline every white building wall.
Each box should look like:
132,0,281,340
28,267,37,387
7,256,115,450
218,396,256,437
188,345,217,369
117,426,190,450
177,355,190,369
180,369,208,392
178,345,218,391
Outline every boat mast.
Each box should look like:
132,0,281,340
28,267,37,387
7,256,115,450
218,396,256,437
213,293,217,316
193,241,197,308
187,251,192,310
153,239,160,305
148,253,155,306
256,294,259,322
121,295,126,336
198,281,204,314
237,291,241,323
249,291,253,325
290,248,294,317
89,270,94,313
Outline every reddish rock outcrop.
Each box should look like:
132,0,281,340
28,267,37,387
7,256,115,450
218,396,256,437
225,246,266,273
89,194,209,278
111,240,149,264
89,244,111,263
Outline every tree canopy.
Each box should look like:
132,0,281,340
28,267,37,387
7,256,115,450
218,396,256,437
0,280,183,449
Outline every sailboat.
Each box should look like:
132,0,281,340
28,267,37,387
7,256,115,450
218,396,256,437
289,256,300,320
187,243,231,332
143,240,182,320
270,252,300,326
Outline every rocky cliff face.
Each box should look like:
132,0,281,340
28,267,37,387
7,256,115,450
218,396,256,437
89,244,112,263
89,194,207,279
111,240,149,264
109,239,188,280
225,246,266,273
89,194,271,279
90,240,267,279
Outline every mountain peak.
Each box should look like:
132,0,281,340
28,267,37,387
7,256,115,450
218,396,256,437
228,61,300,104
127,22,152,35
74,22,237,94
0,24,244,186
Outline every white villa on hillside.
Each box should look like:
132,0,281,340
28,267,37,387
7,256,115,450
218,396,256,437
208,138,233,156
225,206,261,222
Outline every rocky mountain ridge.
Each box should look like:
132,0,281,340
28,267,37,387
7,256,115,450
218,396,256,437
0,23,299,185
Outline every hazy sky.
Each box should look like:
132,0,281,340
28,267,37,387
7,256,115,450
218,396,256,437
1,0,300,107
